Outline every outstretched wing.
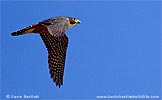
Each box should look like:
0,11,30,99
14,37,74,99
40,33,68,88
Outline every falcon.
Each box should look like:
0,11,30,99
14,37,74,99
11,16,81,88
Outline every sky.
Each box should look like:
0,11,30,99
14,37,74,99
1,1,161,100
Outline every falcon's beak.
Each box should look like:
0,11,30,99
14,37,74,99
77,20,81,24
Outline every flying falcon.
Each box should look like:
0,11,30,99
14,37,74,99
11,16,80,88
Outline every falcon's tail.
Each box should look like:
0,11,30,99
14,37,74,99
11,25,35,36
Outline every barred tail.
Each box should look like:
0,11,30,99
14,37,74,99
11,31,25,36
11,26,35,36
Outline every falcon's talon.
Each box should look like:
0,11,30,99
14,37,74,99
11,16,80,88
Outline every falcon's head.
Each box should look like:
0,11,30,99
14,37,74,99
66,17,81,29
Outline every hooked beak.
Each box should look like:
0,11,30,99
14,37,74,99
77,20,81,24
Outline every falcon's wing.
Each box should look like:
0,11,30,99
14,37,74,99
40,33,68,88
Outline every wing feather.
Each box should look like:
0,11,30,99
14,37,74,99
40,33,68,88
